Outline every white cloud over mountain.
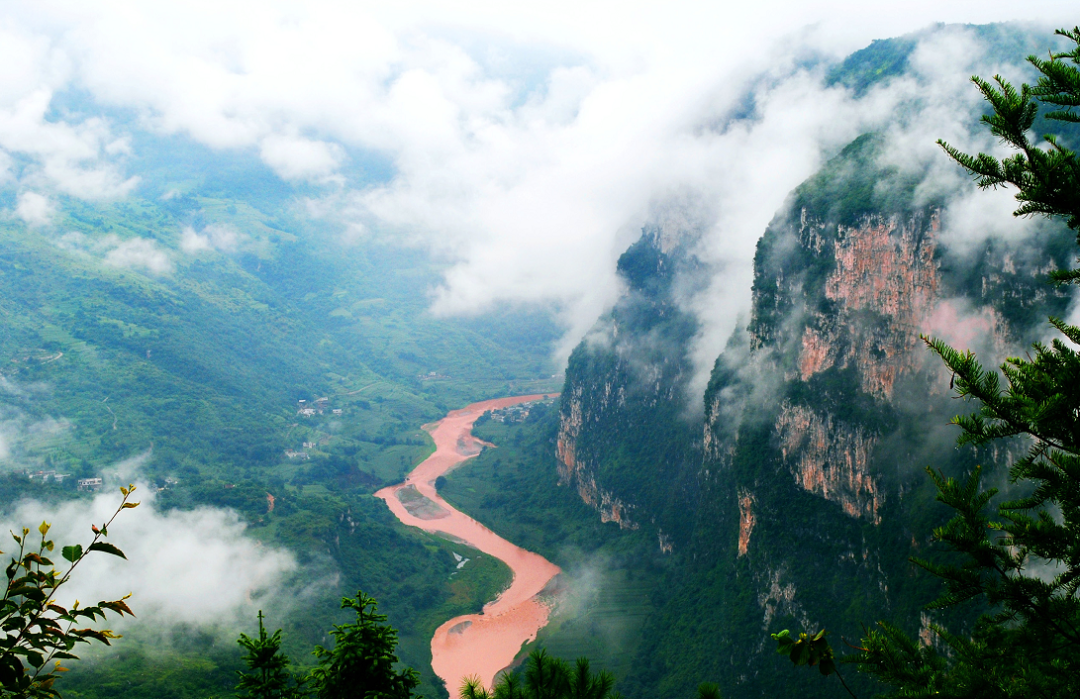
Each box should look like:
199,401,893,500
0,0,1074,370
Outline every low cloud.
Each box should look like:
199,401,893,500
102,236,173,274
180,223,244,254
0,377,69,466
14,191,53,226
1,486,297,633
0,87,137,199
57,231,174,275
0,4,1070,387
260,134,344,182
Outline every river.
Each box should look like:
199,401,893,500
374,395,561,695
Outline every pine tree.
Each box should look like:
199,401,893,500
308,591,419,699
236,611,305,699
459,649,618,699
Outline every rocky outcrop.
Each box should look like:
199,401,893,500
775,402,880,523
555,229,701,543
596,29,1080,699
794,213,939,400
557,385,641,529
737,489,756,556
555,387,583,479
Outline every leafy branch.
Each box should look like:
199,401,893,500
0,486,138,698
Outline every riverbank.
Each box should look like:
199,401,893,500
374,394,560,694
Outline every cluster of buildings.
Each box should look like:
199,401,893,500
23,471,106,492
488,405,532,423
25,470,71,484
78,477,103,491
21,471,180,493
297,397,343,417
487,397,556,424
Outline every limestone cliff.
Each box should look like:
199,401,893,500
628,127,1075,699
555,229,701,544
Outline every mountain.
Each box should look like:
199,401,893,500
557,227,702,545
551,24,1079,698
2,18,1075,699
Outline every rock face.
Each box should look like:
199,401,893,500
737,489,755,557
555,229,702,544
811,213,939,399
647,132,1075,699
775,401,880,523
557,126,1076,698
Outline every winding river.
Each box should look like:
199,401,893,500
374,395,561,695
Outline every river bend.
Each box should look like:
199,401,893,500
374,395,560,694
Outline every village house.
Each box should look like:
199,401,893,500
77,477,103,492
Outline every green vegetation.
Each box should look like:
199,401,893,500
309,593,419,699
462,649,615,699
0,153,555,699
237,612,305,699
440,402,667,686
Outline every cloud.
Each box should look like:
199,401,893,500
15,191,53,226
0,487,297,631
101,235,173,274
260,134,344,181
180,223,244,254
0,2,1073,380
0,87,137,199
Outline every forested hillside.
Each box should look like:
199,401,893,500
0,156,560,698
2,16,1076,699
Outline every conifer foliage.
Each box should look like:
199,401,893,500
308,591,420,699
236,611,305,699
236,591,420,699
460,649,617,699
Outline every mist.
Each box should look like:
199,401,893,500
0,3,1071,389
0,480,300,638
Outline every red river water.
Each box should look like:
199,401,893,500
374,395,561,695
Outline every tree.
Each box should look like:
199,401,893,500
236,611,305,699
774,25,1080,699
461,650,717,699
308,591,419,699
459,649,617,699
0,486,138,698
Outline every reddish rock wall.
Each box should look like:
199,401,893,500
797,213,940,400
775,401,881,523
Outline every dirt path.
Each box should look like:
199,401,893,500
374,394,560,694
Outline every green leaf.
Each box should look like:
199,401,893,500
87,543,126,560
61,546,82,564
